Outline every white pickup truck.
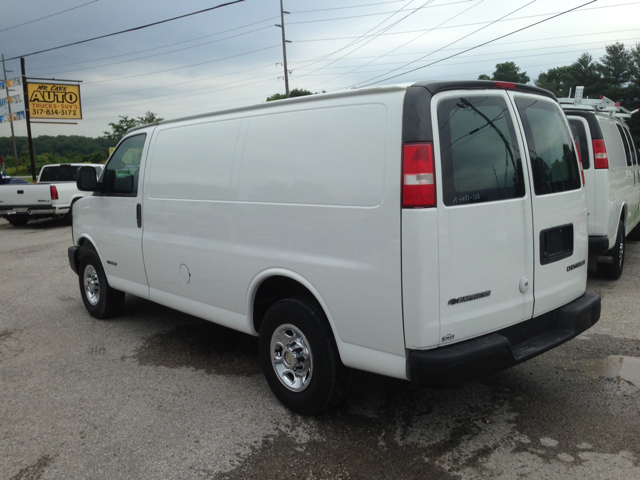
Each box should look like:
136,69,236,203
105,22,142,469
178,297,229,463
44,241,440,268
0,163,103,226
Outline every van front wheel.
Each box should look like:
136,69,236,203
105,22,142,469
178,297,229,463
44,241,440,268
259,298,350,415
597,221,625,280
78,247,125,319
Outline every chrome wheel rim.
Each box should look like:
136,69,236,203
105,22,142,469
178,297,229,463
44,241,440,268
270,324,313,392
83,264,100,306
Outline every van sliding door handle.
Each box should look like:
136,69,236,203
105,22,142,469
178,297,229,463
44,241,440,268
136,203,142,228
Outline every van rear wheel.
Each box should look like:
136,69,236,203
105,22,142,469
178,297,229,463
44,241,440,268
597,221,625,280
78,246,125,319
259,298,350,415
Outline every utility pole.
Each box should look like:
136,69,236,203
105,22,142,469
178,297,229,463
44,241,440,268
276,0,291,98
20,58,37,182
2,55,20,169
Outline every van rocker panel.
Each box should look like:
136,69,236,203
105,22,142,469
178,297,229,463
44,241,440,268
407,292,600,386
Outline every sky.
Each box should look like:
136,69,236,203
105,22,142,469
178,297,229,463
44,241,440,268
1,0,639,140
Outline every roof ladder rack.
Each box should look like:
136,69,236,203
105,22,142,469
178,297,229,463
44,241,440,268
558,86,638,120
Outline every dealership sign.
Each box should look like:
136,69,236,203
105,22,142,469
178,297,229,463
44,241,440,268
27,82,82,120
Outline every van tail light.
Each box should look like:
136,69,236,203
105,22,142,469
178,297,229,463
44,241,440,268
574,140,585,186
50,185,59,200
403,142,436,208
592,139,609,169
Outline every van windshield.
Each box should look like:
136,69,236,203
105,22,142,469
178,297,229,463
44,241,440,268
515,97,581,195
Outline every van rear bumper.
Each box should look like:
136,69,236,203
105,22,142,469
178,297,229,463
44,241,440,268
407,292,601,386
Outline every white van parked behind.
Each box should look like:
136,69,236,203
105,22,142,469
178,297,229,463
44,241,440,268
69,81,601,414
560,88,640,279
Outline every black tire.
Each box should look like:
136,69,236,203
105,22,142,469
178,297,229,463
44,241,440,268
628,221,640,241
596,220,625,280
78,246,125,319
7,216,29,227
259,297,350,415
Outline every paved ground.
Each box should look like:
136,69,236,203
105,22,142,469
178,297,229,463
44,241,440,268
1,217,638,480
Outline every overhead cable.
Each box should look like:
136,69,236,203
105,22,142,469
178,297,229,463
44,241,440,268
28,15,280,72
0,0,99,33
351,0,598,88
6,0,244,60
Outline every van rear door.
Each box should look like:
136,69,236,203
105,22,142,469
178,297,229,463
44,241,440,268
510,93,587,316
433,91,535,345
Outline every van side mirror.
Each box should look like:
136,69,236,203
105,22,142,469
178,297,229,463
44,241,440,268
77,166,100,191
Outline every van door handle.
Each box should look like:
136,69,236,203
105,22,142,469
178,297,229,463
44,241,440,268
136,203,142,228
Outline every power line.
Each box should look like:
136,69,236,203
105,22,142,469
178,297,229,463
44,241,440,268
6,0,245,60
44,25,273,77
0,0,99,33
87,75,280,113
84,64,277,100
287,1,475,24
291,25,639,48
292,0,470,14
28,15,280,73
306,0,489,88
291,36,640,73
82,45,281,85
293,0,410,14
293,0,435,79
350,0,599,89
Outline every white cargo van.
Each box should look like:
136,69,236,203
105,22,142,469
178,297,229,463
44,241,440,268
69,81,600,414
560,89,640,279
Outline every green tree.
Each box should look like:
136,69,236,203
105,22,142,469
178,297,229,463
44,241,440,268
102,111,163,144
570,53,603,92
266,88,314,102
478,62,530,84
535,66,576,97
598,42,634,88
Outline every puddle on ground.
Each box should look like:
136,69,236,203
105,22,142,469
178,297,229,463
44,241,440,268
569,356,640,387
131,323,261,376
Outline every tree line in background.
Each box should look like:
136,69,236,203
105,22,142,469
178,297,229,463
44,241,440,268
479,42,640,143
2,42,638,177
0,111,162,177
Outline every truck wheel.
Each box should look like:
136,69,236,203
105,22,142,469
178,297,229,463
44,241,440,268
78,246,125,319
259,298,350,415
7,216,29,227
597,221,625,280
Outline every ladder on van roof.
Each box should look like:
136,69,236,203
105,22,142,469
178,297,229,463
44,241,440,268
558,86,639,120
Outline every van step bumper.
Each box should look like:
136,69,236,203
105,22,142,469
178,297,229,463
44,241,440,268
407,292,601,386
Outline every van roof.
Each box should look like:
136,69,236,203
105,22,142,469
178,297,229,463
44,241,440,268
127,80,556,134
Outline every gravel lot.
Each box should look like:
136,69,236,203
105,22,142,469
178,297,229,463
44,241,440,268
1,217,638,479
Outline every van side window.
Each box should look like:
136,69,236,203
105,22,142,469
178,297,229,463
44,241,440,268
102,134,146,196
569,119,590,169
622,128,638,165
438,95,524,206
617,124,633,166
515,98,581,195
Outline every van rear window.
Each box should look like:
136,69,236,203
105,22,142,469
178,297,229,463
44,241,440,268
569,119,590,169
437,95,524,206
515,97,581,195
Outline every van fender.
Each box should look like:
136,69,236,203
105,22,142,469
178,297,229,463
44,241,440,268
75,234,108,278
246,268,341,342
